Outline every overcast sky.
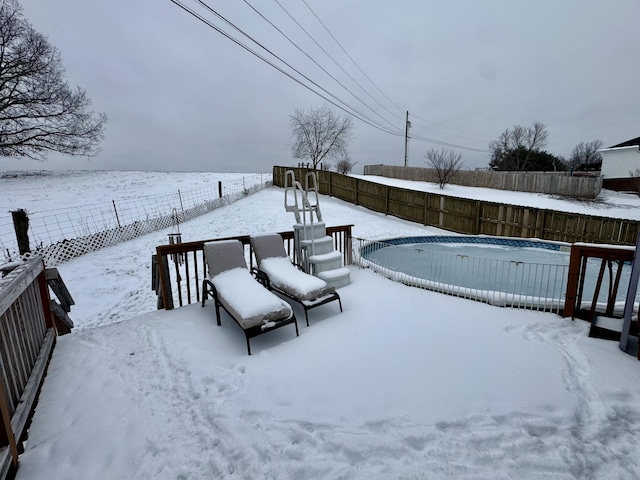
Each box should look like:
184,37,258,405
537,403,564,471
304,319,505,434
4,0,639,173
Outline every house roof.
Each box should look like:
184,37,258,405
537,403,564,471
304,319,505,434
610,137,640,148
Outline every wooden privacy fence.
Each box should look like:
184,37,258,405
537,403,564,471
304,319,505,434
363,164,603,199
0,258,56,478
274,166,640,246
153,225,353,310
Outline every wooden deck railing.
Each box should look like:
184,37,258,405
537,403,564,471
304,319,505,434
0,258,56,478
563,243,636,319
154,225,353,310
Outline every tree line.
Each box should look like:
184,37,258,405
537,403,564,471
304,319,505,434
488,122,603,173
289,103,604,188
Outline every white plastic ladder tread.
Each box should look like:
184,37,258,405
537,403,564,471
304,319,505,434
307,250,342,263
299,236,333,247
316,267,350,281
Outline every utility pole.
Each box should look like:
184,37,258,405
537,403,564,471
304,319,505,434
404,110,411,167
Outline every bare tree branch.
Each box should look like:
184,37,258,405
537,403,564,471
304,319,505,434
425,148,463,188
0,0,106,161
335,151,356,174
569,140,603,169
290,104,353,169
488,122,548,170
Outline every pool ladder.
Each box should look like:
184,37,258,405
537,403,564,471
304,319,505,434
284,170,350,288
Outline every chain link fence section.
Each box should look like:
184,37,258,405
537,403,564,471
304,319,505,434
1,176,272,266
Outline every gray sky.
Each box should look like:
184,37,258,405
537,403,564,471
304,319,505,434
4,0,639,173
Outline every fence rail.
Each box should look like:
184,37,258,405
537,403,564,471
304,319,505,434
363,164,603,198
274,166,639,246
2,176,272,266
0,258,56,478
154,225,353,310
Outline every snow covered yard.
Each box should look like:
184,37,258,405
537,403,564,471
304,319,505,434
17,268,640,479
4,174,640,479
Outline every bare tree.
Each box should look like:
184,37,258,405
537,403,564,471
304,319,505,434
290,104,353,170
425,148,463,189
335,152,357,174
488,122,548,170
0,0,106,160
568,140,603,169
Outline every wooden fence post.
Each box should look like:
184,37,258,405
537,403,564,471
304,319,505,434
11,209,30,255
385,186,390,216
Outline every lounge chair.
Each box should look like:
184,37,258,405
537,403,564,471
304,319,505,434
250,233,342,326
201,239,298,355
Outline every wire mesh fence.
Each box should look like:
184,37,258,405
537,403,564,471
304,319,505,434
1,176,272,266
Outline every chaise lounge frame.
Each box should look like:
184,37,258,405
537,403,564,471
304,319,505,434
201,278,298,355
250,233,343,327
201,240,298,355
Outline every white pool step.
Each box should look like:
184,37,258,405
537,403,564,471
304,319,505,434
300,236,334,256
294,222,326,241
317,267,351,289
307,251,351,288
308,250,343,272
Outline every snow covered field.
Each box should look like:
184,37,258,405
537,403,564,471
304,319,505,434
4,171,640,479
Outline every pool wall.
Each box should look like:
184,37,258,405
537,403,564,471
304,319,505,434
355,235,573,313
376,235,571,252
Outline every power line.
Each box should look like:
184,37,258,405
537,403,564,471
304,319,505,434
170,0,491,152
411,133,489,153
410,113,495,140
169,0,402,136
243,0,401,133
297,1,493,148
277,0,405,123
301,0,405,116
191,0,402,135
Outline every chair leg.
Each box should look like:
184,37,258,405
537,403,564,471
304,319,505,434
201,280,207,307
246,335,252,355
304,308,310,327
338,296,343,313
214,298,222,326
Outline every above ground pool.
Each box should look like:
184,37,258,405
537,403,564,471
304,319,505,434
357,236,631,312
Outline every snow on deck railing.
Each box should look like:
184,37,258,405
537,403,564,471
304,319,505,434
353,238,569,314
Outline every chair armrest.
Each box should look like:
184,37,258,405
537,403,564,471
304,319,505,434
253,269,271,289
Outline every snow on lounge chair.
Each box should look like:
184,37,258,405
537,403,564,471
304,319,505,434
250,233,342,327
201,239,298,355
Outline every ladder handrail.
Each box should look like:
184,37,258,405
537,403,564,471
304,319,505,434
285,170,324,269
284,170,301,224
304,171,322,222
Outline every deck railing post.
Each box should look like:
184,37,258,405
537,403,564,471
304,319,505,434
37,261,54,329
0,379,20,470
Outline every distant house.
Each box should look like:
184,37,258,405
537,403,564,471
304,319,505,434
599,136,640,192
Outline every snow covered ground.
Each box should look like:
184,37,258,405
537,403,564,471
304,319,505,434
4,171,640,479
